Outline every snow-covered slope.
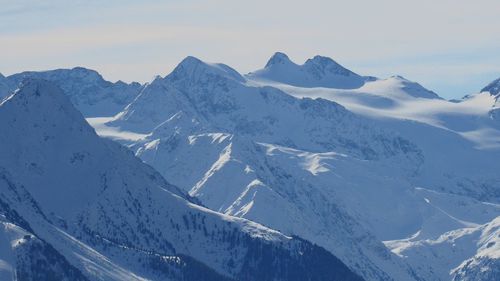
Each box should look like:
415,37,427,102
0,183,89,281
112,56,421,162
386,216,500,281
6,68,142,117
90,55,500,281
0,79,363,281
247,52,370,89
247,56,500,200
101,57,434,281
4,54,498,281
452,217,500,281
244,56,500,280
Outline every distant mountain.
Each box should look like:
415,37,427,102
6,68,142,117
247,52,369,89
112,56,420,161
388,216,500,281
0,79,363,281
379,75,442,100
107,56,430,281
3,54,500,281
99,55,500,281
481,77,500,96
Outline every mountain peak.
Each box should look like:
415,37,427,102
305,55,337,66
167,56,245,83
385,75,442,99
303,55,355,77
249,53,366,89
178,56,204,68
265,52,293,67
481,77,500,96
390,75,409,81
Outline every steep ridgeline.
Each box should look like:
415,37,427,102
246,52,371,89
108,57,427,281
112,56,421,163
0,79,364,281
6,68,142,117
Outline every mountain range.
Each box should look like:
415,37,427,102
0,53,498,281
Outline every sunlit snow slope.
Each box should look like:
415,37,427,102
0,79,363,281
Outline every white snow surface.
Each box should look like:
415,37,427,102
2,53,499,281
1,79,342,281
247,52,369,89
86,54,500,281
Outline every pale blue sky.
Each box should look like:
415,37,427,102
1,0,499,99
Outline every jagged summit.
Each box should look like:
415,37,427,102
5,67,143,117
248,52,368,89
305,55,343,68
481,77,500,96
303,55,358,79
167,56,245,83
265,52,295,67
10,67,106,86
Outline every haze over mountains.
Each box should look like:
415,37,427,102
0,53,499,281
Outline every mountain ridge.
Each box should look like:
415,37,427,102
1,54,499,281
248,52,369,89
0,78,364,281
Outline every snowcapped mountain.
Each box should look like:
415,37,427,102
248,54,500,198
243,54,500,279
5,68,142,117
112,56,421,162
86,55,500,281
99,56,433,281
247,52,370,89
3,54,499,281
387,216,500,281
481,77,500,97
0,79,363,281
